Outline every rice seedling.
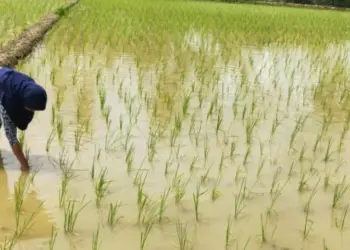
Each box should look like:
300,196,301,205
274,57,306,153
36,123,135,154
13,175,28,233
158,188,171,223
92,225,102,250
138,193,149,224
267,181,287,216
323,238,330,250
63,196,90,234
271,112,282,137
74,123,87,152
147,133,156,163
334,204,349,231
126,143,135,172
45,127,56,152
173,174,190,204
313,132,323,154
256,157,266,178
211,176,221,202
270,168,282,195
304,179,319,214
182,92,191,116
56,115,64,143
234,178,247,220
0,235,17,250
260,213,276,244
216,105,223,135
323,137,335,163
225,215,234,249
245,116,259,145
332,176,349,209
200,164,212,184
298,167,312,193
137,173,148,205
107,201,124,227
299,143,307,162
48,226,58,250
189,155,198,173
140,221,154,250
176,219,190,250
192,183,207,221
15,201,44,237
58,148,77,181
94,167,111,207
105,128,122,151
303,210,313,240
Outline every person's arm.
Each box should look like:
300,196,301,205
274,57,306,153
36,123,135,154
0,107,29,171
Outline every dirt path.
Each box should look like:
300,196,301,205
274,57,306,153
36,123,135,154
0,0,79,68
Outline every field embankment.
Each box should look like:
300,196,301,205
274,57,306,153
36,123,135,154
0,0,79,68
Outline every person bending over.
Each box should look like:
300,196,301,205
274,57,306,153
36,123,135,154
0,66,47,171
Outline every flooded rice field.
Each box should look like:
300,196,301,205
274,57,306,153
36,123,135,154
1,0,350,249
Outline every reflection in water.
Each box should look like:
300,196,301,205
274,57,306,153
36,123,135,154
0,168,54,241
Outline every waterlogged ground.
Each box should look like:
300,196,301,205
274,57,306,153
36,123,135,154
0,0,65,44
1,0,350,249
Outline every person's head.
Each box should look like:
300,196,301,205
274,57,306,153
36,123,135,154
22,82,47,112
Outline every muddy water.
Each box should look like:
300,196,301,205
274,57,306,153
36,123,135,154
1,31,350,250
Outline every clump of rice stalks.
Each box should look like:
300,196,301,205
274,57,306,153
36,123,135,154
304,180,319,214
172,173,190,204
92,224,102,250
176,219,191,250
107,201,124,227
334,205,349,231
49,226,58,250
225,215,234,248
95,167,111,207
140,221,154,250
13,174,42,237
0,235,17,250
332,176,349,209
64,196,90,233
234,178,247,220
46,127,56,152
193,183,207,221
211,176,221,202
158,188,171,223
303,210,313,240
260,213,276,244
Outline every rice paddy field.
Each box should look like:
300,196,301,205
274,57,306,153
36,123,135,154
0,0,66,44
1,0,350,249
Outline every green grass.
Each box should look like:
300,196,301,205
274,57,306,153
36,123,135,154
46,0,350,54
0,0,66,44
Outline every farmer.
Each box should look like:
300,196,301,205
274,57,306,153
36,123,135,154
0,66,47,171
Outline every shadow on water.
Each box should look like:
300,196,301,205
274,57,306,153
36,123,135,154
0,149,60,173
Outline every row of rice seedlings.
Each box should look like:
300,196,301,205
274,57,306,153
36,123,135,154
94,167,111,207
39,9,350,248
63,195,90,234
13,175,43,237
107,201,124,227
